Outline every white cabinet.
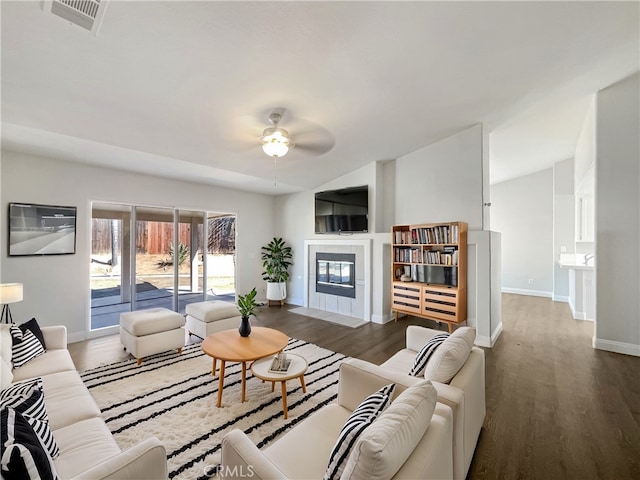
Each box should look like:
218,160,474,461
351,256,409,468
576,195,594,242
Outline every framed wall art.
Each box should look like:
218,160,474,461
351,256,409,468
8,203,77,256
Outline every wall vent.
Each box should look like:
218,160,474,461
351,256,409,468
49,0,107,33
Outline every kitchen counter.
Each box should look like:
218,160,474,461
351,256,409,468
558,254,595,321
559,253,595,270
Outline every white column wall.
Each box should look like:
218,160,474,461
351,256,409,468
594,72,640,356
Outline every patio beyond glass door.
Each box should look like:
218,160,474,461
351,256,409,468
177,210,206,313
134,207,175,310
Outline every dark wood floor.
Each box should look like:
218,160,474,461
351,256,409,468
68,294,640,479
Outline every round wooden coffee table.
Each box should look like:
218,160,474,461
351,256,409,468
201,327,289,407
251,353,308,419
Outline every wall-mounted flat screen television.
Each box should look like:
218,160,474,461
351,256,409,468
8,203,77,256
315,185,368,234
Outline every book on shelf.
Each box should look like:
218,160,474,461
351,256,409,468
394,230,413,245
417,265,425,283
411,225,456,245
268,353,291,374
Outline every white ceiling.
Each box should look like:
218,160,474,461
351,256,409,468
2,1,638,194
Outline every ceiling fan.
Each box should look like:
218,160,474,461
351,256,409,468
227,108,335,159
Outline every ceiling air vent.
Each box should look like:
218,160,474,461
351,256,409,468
49,0,107,33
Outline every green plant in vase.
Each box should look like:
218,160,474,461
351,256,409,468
261,237,293,304
237,287,258,337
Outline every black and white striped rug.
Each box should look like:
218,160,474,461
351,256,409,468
80,338,347,480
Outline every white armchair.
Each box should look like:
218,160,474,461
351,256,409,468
220,358,454,480
380,325,485,480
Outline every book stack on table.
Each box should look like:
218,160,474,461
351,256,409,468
268,353,291,374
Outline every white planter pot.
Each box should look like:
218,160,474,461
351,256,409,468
266,282,287,301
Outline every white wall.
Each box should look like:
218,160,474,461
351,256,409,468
1,151,275,341
574,96,596,190
395,124,484,230
594,72,640,356
491,168,554,296
553,158,575,301
574,97,596,254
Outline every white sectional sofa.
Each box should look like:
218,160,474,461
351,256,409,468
1,324,168,480
221,357,455,480
380,325,486,480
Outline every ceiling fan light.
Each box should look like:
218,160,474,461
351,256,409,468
262,127,291,158
262,138,290,158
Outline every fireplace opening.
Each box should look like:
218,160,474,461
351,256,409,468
316,252,356,298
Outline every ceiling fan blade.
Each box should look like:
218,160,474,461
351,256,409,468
291,124,335,156
218,115,264,152
294,142,334,155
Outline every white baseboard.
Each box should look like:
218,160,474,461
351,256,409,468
553,295,569,303
371,313,392,324
593,337,640,357
69,326,120,344
286,296,304,307
475,321,503,348
491,322,503,346
86,325,119,340
68,331,87,344
502,287,553,298
567,299,593,321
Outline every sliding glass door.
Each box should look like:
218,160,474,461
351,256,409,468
206,215,236,300
134,206,175,310
90,203,236,331
90,204,132,329
177,210,206,313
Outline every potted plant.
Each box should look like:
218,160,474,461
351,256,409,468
237,287,258,337
261,237,293,304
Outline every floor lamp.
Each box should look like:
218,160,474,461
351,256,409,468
0,283,23,324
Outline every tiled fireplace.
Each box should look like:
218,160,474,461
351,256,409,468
304,239,371,321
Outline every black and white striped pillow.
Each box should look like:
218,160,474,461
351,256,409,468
324,383,396,480
0,407,58,480
10,325,45,368
1,388,47,421
18,318,46,350
24,415,59,459
0,377,43,401
1,387,59,458
409,332,450,377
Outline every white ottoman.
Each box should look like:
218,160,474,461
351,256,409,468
185,300,240,339
120,308,186,365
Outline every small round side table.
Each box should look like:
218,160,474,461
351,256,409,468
251,353,308,419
